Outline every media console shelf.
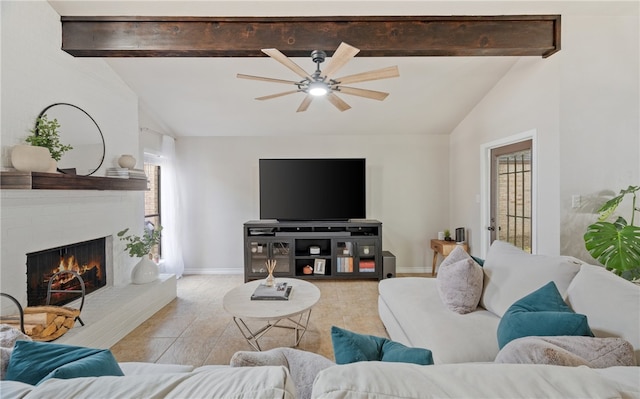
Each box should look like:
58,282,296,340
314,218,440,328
244,220,382,282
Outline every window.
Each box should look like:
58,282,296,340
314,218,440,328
144,162,161,258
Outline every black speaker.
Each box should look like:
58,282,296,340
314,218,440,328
455,227,466,244
382,251,396,279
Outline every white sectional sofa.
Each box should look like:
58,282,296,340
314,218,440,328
3,358,638,399
2,240,639,399
378,240,640,365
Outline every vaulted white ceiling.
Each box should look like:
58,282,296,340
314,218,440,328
46,1,592,137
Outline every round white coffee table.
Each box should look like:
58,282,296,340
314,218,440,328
223,278,321,351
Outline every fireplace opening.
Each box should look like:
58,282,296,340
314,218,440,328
26,237,107,307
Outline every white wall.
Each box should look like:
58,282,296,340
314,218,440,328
449,56,561,257
0,1,143,304
450,9,639,259
558,14,639,260
176,134,449,274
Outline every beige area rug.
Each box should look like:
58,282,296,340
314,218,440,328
110,275,389,367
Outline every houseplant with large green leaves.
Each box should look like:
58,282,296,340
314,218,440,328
584,185,640,281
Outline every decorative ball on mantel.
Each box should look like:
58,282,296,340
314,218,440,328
117,154,136,169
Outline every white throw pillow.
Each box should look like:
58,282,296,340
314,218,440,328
566,263,640,365
436,246,483,314
480,241,582,317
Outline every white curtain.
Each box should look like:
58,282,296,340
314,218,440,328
158,135,185,278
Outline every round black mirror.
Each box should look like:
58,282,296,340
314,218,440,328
36,103,105,176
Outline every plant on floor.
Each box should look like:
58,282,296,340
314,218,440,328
584,185,640,281
26,114,73,162
118,226,162,259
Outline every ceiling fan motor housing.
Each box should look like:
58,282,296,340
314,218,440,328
311,50,327,65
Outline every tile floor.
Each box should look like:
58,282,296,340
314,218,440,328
110,274,391,366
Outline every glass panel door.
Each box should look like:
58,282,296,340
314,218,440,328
248,240,291,276
335,241,354,274
270,241,291,273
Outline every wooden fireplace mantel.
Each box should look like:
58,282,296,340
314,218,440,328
0,171,148,191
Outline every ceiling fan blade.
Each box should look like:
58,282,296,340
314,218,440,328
237,73,300,85
322,42,360,79
335,66,400,85
262,48,312,80
296,95,313,112
327,93,351,112
255,90,300,101
337,86,389,101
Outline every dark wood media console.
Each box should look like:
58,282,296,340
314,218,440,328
244,219,382,282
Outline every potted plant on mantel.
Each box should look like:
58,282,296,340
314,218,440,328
118,226,162,285
584,185,640,282
11,114,73,173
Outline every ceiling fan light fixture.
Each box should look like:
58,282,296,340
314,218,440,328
308,81,328,96
240,42,399,111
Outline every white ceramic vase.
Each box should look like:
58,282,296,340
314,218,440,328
131,256,159,284
11,145,53,172
46,158,58,173
118,154,136,169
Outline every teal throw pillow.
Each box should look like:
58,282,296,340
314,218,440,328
471,255,485,266
497,281,594,349
5,340,124,385
331,326,433,365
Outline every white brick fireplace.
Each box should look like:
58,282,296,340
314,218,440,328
0,190,176,348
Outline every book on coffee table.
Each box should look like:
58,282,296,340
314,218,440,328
251,282,292,300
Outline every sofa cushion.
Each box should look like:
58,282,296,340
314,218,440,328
4,340,123,385
497,281,593,349
437,246,483,314
495,336,636,368
1,365,297,398
378,277,500,364
566,263,640,364
310,362,625,399
331,326,433,365
481,240,582,317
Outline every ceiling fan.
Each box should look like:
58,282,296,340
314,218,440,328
237,42,399,112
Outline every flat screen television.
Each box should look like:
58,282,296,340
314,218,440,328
259,158,366,221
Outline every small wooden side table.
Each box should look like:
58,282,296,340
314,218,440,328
430,239,469,276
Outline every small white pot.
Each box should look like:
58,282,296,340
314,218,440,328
118,154,136,169
11,145,53,173
131,256,159,284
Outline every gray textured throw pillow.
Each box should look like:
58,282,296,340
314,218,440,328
436,246,483,314
230,347,334,399
495,336,636,368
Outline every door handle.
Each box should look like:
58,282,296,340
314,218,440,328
487,226,495,231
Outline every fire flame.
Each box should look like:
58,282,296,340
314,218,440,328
51,255,103,283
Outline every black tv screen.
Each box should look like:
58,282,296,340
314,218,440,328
259,158,366,221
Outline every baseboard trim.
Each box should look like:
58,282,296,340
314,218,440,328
183,268,243,275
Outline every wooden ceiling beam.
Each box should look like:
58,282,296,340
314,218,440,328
61,15,560,58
